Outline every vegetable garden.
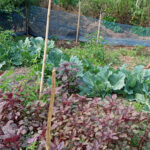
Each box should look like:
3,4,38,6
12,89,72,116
0,0,150,150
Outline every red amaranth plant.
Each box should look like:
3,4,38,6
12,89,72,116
56,61,80,95
0,88,63,150
51,94,150,149
0,88,150,150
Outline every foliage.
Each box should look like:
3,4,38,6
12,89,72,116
120,65,150,99
81,0,150,26
57,0,78,9
0,70,14,91
64,38,120,66
0,0,37,13
0,30,15,70
56,61,81,95
51,94,150,149
0,37,54,70
102,21,123,33
0,88,150,149
130,26,150,36
79,64,150,111
79,65,126,97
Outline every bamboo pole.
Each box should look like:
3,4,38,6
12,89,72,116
96,13,102,44
39,0,52,99
46,68,56,150
76,0,81,44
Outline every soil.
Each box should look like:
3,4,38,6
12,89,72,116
0,67,30,83
55,40,79,49
0,72,4,76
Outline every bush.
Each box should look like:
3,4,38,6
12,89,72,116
0,30,15,70
64,38,120,66
81,0,150,26
58,0,78,9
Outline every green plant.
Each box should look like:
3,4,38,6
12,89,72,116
0,0,37,13
102,21,123,33
79,65,126,97
81,0,150,27
0,69,14,91
77,64,150,111
25,142,38,150
65,37,112,66
58,0,78,9
0,30,15,70
0,37,54,70
130,26,150,36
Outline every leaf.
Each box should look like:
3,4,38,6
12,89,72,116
70,56,83,77
0,61,6,69
109,72,126,90
48,48,64,67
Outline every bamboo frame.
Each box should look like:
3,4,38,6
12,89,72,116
46,68,56,150
76,0,81,44
39,0,52,99
96,13,102,44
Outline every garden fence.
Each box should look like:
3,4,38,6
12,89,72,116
1,6,150,46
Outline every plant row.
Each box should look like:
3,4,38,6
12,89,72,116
0,35,150,112
0,88,150,149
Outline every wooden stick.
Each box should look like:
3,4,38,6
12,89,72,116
46,68,56,150
76,0,81,44
96,13,102,44
39,0,52,99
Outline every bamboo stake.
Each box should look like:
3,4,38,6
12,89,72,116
39,0,52,99
76,0,81,44
96,13,102,44
46,68,56,150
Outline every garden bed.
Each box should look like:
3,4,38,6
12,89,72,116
0,35,150,149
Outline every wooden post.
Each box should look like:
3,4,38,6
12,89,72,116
96,13,102,44
76,0,81,44
39,0,52,99
46,68,56,150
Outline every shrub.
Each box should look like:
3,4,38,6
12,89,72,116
0,30,15,70
64,39,110,66
58,0,78,9
81,0,150,26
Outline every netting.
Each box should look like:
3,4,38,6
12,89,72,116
1,6,150,46
0,9,26,35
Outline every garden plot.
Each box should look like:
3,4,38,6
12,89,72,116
0,35,150,149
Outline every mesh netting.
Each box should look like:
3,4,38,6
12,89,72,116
0,9,26,35
1,6,150,46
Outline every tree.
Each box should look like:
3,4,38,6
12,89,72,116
0,0,37,13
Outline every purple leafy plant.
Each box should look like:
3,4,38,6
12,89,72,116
56,61,80,95
0,87,150,150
